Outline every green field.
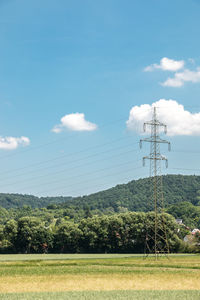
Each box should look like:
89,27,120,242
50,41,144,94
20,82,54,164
1,290,200,300
0,254,200,299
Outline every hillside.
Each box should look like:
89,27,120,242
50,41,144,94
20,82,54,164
1,174,200,211
60,174,200,212
0,194,72,209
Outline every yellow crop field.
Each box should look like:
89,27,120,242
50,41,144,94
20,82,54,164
0,254,200,299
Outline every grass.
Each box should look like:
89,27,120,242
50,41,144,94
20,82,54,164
1,290,200,300
0,254,200,298
0,253,195,261
0,253,136,261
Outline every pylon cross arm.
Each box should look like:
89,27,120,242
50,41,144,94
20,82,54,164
141,138,170,144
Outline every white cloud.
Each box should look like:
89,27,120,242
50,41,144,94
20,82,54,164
0,136,30,150
144,57,185,72
126,99,200,136
52,113,97,132
162,68,200,87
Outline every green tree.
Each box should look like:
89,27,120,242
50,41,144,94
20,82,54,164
15,217,41,253
54,222,82,253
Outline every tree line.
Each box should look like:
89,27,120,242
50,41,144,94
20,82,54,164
0,212,185,254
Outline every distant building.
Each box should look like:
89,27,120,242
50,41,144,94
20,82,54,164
176,218,183,225
191,229,200,235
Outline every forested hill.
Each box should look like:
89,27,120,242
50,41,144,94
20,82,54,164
1,174,200,211
60,174,200,212
0,194,72,209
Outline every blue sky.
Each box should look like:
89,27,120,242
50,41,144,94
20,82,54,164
1,0,200,196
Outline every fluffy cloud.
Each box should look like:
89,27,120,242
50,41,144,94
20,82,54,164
0,136,30,150
144,57,184,72
126,99,200,136
52,113,97,133
145,57,200,87
162,68,200,87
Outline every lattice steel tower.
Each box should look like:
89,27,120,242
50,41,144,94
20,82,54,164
140,107,171,257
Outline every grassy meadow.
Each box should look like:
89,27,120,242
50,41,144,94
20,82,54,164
0,254,200,299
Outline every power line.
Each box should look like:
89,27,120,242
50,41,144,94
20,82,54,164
53,169,147,198
171,149,200,154
0,116,127,160
0,104,199,160
0,148,140,188
1,107,200,196
0,135,135,177
170,167,200,171
1,163,145,196
0,142,139,184
32,165,145,196
4,155,142,192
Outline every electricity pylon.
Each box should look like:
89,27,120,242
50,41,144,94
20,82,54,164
140,106,171,258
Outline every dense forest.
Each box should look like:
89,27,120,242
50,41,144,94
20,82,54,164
1,175,200,211
61,174,200,212
0,212,186,254
0,174,200,253
0,194,72,209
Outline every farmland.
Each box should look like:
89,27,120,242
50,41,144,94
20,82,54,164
0,254,200,299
